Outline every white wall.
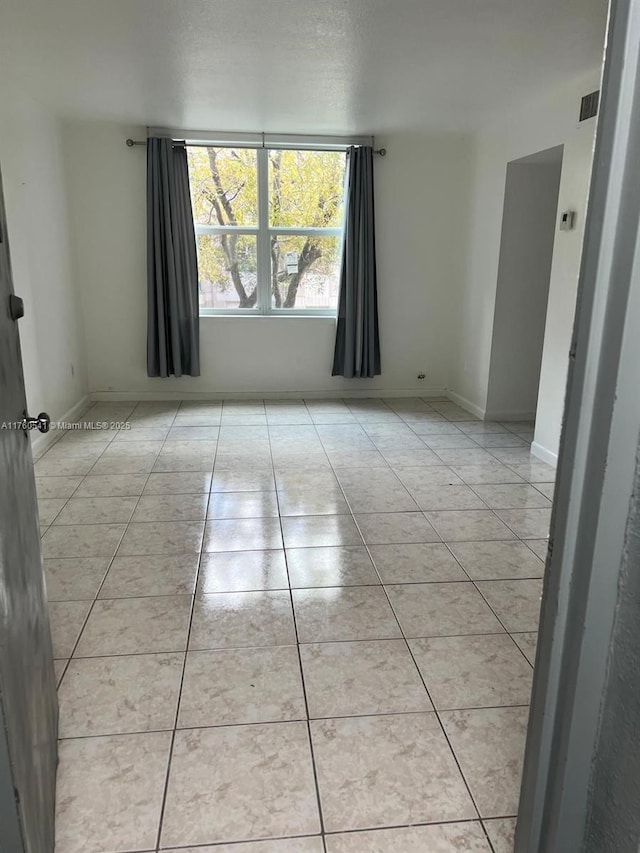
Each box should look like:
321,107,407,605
62,121,473,398
450,70,601,434
533,125,599,461
0,94,88,426
3,75,597,433
485,154,562,419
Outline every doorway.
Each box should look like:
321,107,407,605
486,145,564,424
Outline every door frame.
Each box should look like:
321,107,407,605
515,0,640,848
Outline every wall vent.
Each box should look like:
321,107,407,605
580,90,600,122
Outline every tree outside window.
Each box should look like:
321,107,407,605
187,146,346,313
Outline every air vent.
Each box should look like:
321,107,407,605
580,90,600,122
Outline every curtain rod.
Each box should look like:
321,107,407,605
125,138,387,156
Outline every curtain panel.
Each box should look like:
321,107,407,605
147,137,200,377
332,145,381,378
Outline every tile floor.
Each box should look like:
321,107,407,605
36,397,554,853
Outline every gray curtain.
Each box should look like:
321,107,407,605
332,145,381,377
147,137,200,377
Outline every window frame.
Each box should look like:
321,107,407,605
191,145,347,317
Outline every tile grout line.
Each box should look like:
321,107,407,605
316,400,490,829
46,397,549,848
43,404,141,684
341,520,488,826
148,816,515,851
42,400,209,850
36,410,127,525
439,543,540,671
432,429,545,668
419,408,541,735
47,566,546,605
153,399,217,853
109,814,519,853
54,404,181,690
59,630,536,660
269,400,329,850
335,401,545,828
56,701,534,743
44,508,551,526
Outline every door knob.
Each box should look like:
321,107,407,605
22,412,51,433
9,294,24,320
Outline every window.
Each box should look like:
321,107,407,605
187,146,346,314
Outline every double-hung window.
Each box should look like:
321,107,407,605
187,145,347,315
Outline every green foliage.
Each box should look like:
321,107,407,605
187,146,345,309
189,147,257,226
269,149,344,228
195,233,257,299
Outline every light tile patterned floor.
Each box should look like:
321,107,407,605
36,397,554,853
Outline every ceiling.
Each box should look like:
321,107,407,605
0,0,608,133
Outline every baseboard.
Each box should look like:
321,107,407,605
30,394,92,461
441,390,538,424
485,408,537,422
90,387,449,403
445,390,486,420
531,441,558,467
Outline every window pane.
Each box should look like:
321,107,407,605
269,149,346,228
197,234,258,309
188,147,258,227
270,235,342,310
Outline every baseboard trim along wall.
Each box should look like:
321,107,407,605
33,390,557,467
446,392,539,425
531,440,558,467
89,387,449,403
30,394,92,461
445,389,487,420
484,408,537,422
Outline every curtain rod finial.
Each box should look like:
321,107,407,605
377,148,387,157
126,138,135,147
